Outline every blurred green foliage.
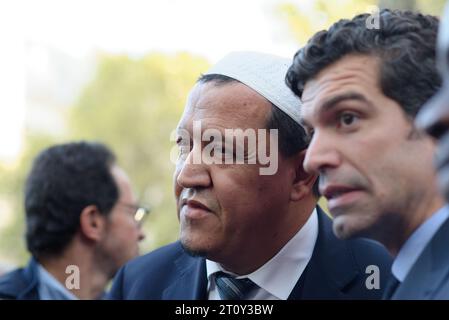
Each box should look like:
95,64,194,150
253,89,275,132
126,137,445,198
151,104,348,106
277,0,446,46
69,52,210,253
0,53,209,265
277,0,375,45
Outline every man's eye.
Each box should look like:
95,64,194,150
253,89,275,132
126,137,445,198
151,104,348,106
339,113,359,127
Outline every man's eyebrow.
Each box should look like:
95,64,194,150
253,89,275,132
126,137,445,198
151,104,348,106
320,92,372,113
300,92,372,128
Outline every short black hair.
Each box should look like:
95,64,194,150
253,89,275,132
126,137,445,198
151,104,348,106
25,141,119,259
286,9,441,117
198,74,319,196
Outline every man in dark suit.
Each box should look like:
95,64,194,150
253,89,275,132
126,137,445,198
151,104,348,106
414,2,449,300
0,142,147,299
286,10,446,299
109,52,391,300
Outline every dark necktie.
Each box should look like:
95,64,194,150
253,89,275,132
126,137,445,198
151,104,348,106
383,274,401,300
214,272,257,300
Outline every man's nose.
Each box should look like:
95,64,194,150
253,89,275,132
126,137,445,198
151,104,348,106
176,146,211,189
303,131,341,174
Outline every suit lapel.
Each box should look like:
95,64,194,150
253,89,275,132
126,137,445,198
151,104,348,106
162,250,208,300
17,258,40,300
289,207,359,299
392,216,449,299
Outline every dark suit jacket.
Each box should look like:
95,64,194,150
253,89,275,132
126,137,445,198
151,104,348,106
0,258,40,300
391,216,449,299
108,207,392,299
0,258,106,300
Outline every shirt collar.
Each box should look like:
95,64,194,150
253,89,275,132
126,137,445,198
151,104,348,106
392,205,449,282
37,263,79,300
206,208,318,300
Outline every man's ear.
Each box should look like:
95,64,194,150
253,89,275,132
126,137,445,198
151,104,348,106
290,149,318,201
79,205,107,241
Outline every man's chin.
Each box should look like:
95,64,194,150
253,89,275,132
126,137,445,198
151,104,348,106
180,240,208,258
332,215,365,240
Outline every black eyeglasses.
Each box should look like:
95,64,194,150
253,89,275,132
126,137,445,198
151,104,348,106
118,202,151,226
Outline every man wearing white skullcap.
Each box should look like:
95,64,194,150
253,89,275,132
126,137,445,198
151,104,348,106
109,51,391,300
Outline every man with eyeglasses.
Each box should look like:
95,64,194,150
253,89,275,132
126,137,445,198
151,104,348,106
0,141,148,299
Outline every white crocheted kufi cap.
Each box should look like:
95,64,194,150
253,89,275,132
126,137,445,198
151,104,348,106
204,51,303,127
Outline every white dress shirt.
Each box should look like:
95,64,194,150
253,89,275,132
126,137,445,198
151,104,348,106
206,208,318,300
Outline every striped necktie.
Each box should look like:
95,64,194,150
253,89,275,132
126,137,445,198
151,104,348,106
214,272,257,300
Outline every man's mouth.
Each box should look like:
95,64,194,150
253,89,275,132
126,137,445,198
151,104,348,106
180,198,213,220
320,184,364,212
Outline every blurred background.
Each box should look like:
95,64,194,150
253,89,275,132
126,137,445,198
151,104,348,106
0,0,445,270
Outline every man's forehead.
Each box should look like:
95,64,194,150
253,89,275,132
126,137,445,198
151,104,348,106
301,77,323,105
304,55,379,92
299,96,318,129
187,82,269,115
301,55,380,116
178,81,270,131
300,75,337,124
